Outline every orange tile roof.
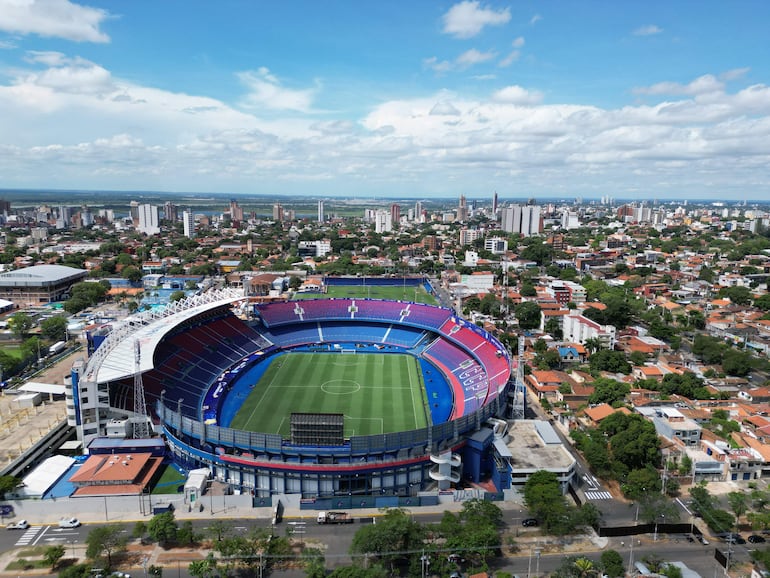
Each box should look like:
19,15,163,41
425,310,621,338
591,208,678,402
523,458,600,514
584,403,615,422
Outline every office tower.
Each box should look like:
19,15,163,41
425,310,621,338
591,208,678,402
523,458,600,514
492,191,498,215
374,210,392,233
272,203,284,221
80,205,93,227
137,204,160,235
56,205,71,229
501,204,542,237
229,199,244,222
129,200,140,224
318,200,325,223
457,195,469,221
164,201,178,222
183,210,196,239
390,203,401,225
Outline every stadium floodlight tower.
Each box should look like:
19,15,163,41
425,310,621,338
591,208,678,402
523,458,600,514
509,335,526,419
132,339,151,439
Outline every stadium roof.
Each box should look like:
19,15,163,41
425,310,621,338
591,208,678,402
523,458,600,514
0,265,87,287
91,291,244,383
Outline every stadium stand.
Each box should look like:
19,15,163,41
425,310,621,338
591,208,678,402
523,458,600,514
423,338,489,415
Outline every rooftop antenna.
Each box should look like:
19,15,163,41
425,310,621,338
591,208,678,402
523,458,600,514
133,339,151,439
509,334,526,419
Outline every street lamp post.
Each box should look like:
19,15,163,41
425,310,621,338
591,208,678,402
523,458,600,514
420,550,430,578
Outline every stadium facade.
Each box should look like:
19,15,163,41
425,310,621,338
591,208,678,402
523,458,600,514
69,284,516,499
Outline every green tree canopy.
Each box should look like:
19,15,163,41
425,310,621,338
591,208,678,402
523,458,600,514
40,315,68,342
85,525,127,567
514,301,542,330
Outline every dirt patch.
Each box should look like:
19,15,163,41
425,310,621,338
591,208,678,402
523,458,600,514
155,551,208,564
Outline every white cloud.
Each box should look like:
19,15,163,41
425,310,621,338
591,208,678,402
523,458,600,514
499,37,524,67
0,0,110,43
633,24,663,36
491,85,543,105
423,56,452,74
529,14,542,26
633,74,724,96
430,101,461,116
0,38,16,49
456,48,496,68
720,67,749,81
237,67,317,113
1,57,770,199
442,1,511,39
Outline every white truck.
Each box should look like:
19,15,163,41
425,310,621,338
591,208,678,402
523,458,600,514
49,341,66,356
317,511,353,524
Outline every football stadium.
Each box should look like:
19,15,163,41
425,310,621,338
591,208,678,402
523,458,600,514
75,278,514,502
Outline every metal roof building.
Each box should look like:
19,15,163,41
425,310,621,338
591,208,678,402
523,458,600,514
0,265,88,305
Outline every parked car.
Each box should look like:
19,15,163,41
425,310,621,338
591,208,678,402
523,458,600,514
522,518,539,527
6,520,29,530
722,533,746,544
447,553,465,564
58,517,81,528
748,535,766,544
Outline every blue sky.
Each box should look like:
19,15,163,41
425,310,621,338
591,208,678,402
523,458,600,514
0,1,769,200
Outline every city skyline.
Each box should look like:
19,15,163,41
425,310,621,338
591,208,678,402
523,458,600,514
1,1,770,200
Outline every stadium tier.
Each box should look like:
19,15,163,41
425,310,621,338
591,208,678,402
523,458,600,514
90,296,514,500
423,337,489,414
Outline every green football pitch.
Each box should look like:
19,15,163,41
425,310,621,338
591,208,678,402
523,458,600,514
293,284,438,305
229,352,429,436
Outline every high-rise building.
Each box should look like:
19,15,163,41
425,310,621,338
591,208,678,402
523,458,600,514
492,191,498,215
272,203,284,221
183,210,196,239
390,203,401,225
56,205,71,229
129,200,140,224
459,228,481,246
374,210,392,233
501,204,542,237
318,200,325,223
229,199,244,222
164,201,178,222
457,195,469,221
80,205,93,227
137,204,160,235
414,201,423,221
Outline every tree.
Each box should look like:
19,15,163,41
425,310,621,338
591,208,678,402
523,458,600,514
621,466,662,500
147,511,178,546
85,525,127,567
600,550,625,577
587,378,630,406
728,491,748,522
589,349,631,374
122,265,143,283
0,475,22,498
722,348,752,377
629,350,648,366
514,301,542,330
719,285,752,305
523,470,573,534
169,290,186,303
44,544,66,569
8,312,34,338
350,508,425,575
40,315,68,342
638,493,680,526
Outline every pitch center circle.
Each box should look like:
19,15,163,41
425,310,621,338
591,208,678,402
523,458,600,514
321,380,361,395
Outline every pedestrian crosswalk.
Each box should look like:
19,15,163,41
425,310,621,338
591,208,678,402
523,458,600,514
15,527,40,546
584,490,612,500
